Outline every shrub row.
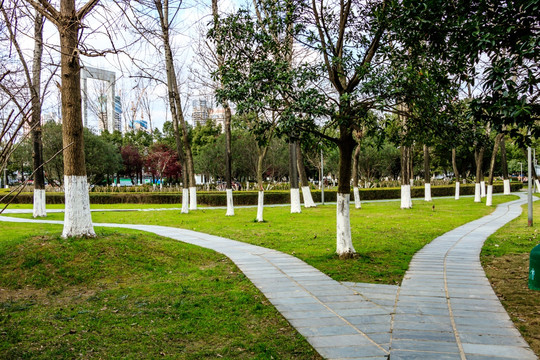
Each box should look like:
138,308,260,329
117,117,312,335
2,182,523,206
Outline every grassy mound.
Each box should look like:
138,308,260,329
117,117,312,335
0,224,320,359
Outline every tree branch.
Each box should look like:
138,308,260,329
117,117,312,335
25,0,60,27
77,0,100,21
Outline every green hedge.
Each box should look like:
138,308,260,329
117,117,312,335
0,182,523,206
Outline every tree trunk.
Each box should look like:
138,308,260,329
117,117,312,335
212,0,234,215
158,2,196,209
423,144,431,201
256,145,268,222
31,12,46,218
500,136,511,195
401,146,409,186
224,105,234,215
408,145,414,186
452,148,460,199
451,148,460,181
474,147,485,202
59,0,95,237
400,145,412,208
336,126,356,257
352,143,361,209
296,141,309,187
296,140,315,208
289,139,301,213
487,134,503,186
486,134,503,206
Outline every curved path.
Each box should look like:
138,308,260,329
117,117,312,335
0,194,537,360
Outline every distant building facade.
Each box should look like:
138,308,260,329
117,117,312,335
129,119,149,132
97,95,122,133
192,98,227,132
192,99,209,127
209,108,226,131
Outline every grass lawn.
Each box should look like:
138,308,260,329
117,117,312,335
0,223,321,359
481,200,540,356
1,203,184,210
5,195,517,284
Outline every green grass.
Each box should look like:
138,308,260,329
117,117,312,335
1,203,184,210
481,199,540,356
482,200,540,257
7,195,518,285
0,223,321,359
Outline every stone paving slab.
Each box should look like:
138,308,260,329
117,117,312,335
390,194,537,359
1,193,537,359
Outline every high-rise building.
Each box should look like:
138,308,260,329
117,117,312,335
97,95,122,133
114,96,122,132
129,119,149,132
192,99,209,126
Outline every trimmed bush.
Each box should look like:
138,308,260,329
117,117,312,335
1,182,523,206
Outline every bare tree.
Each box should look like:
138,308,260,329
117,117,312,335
123,0,197,211
0,1,56,217
24,0,102,237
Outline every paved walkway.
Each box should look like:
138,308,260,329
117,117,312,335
0,194,537,359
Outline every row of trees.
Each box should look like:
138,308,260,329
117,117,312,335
1,0,538,256
206,0,538,255
7,118,531,190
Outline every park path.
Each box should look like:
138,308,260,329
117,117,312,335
0,194,537,360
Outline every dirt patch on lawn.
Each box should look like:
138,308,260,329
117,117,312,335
483,253,540,356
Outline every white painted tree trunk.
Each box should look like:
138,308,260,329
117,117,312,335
486,185,493,206
33,189,46,218
226,188,234,216
301,186,316,208
503,179,511,195
410,179,414,187
353,187,361,209
290,188,301,213
336,193,355,256
474,183,481,202
62,176,95,238
256,191,264,222
536,179,540,193
424,183,432,201
401,185,412,209
480,181,486,197
181,188,189,214
189,187,197,210
455,182,460,200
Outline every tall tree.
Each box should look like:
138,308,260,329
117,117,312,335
1,2,48,217
125,0,196,210
23,0,100,237
30,10,46,217
211,0,234,216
